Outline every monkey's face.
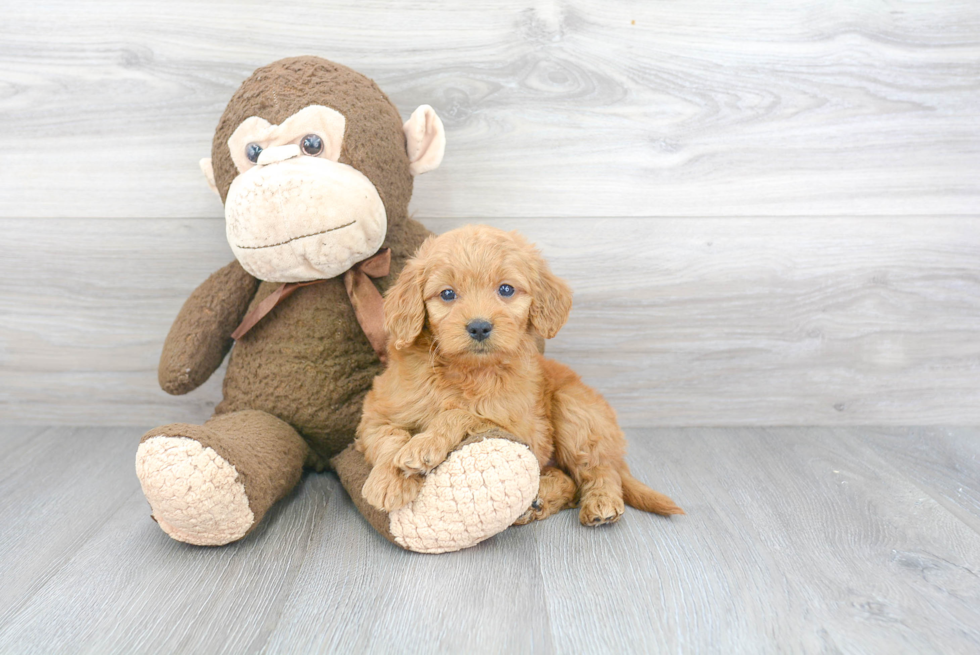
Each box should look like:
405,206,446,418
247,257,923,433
222,105,386,283
202,58,446,284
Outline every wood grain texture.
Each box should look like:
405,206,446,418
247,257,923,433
0,219,232,426
1,426,979,653
0,425,335,655
2,216,978,426
260,480,554,654
1,1,978,218
860,426,980,534
0,427,143,627
535,428,980,653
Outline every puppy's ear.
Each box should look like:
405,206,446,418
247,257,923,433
384,249,428,350
529,257,572,339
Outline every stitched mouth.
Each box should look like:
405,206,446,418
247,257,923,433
234,221,355,250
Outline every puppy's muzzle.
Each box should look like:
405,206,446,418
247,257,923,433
466,319,493,342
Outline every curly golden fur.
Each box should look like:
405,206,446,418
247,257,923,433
355,225,683,526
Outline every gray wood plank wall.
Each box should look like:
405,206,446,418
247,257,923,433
1,1,978,426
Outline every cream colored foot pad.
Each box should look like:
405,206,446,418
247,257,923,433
136,436,254,546
389,438,540,554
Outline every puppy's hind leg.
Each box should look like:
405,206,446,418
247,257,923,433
548,384,684,521
513,466,577,525
576,465,626,526
546,365,629,526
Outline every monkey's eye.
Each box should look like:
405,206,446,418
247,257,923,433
246,143,263,163
498,284,515,297
440,289,457,302
301,134,324,156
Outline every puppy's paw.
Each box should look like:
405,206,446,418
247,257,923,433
514,467,578,526
579,491,625,527
513,497,545,526
513,494,573,526
393,432,451,475
362,464,424,512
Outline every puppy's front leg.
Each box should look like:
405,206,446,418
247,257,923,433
358,425,425,512
394,409,488,476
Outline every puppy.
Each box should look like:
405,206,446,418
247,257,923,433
355,225,683,526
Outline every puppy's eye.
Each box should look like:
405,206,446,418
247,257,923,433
246,143,263,163
498,284,515,297
440,289,457,301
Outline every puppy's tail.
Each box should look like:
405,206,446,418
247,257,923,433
620,466,684,516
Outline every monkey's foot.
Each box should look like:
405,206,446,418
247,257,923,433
335,433,540,553
388,436,539,553
136,435,254,546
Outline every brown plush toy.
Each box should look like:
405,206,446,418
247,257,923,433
135,57,540,553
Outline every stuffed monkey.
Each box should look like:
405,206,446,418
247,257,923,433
135,57,540,553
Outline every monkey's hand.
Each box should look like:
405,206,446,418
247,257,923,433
158,260,259,395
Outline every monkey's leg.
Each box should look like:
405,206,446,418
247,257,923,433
136,410,308,546
333,429,539,554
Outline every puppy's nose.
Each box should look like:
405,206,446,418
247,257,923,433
466,319,493,342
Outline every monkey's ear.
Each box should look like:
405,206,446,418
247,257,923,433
529,258,573,340
199,158,220,197
384,254,427,350
403,105,445,176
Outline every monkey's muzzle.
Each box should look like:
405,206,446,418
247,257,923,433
224,156,387,283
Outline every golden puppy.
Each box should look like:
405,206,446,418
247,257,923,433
355,225,683,526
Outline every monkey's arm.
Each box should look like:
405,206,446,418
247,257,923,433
158,260,260,395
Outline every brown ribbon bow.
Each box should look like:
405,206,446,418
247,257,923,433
231,248,392,365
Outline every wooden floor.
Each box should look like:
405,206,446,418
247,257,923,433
2,426,978,654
